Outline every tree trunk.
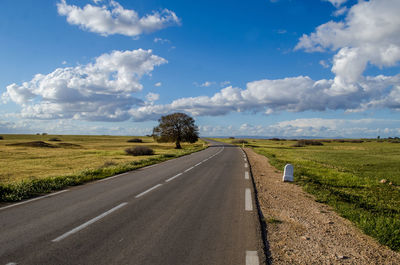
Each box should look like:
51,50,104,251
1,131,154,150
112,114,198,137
175,140,182,149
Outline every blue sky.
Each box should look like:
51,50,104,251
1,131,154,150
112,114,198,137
1,0,399,137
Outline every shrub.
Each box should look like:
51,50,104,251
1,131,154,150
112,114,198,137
232,139,248,144
127,138,143,143
270,138,286,141
0,136,3,140
48,137,61,141
292,140,323,147
229,137,235,139
125,146,154,156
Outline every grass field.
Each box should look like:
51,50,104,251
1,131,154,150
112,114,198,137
216,138,400,251
0,134,206,202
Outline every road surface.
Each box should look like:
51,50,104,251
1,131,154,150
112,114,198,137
0,140,263,265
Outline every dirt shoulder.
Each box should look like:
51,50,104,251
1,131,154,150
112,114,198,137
244,147,400,265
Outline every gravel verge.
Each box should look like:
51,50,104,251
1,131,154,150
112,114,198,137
244,147,400,265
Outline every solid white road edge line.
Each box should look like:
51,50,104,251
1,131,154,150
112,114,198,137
195,162,202,167
165,173,183,182
0,190,69,211
245,188,253,211
245,171,249,180
184,166,194,173
246,251,259,265
98,172,129,182
135,184,163,198
52,202,128,242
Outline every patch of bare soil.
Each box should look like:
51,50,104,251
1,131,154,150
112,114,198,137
6,141,57,148
244,147,400,265
56,143,82,148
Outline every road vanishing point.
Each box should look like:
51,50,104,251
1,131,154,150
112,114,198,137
0,140,264,265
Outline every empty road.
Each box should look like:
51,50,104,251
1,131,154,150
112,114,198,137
0,140,263,265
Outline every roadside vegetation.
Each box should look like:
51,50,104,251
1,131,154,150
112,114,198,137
0,134,207,202
217,137,400,251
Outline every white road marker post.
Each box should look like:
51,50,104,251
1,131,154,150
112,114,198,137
282,164,294,182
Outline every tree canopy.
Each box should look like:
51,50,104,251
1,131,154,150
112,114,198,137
152,113,199,149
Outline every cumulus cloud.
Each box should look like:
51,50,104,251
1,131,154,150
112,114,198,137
296,0,400,95
128,74,400,121
57,0,180,37
2,49,167,121
154,82,162,87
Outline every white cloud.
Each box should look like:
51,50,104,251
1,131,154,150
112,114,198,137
200,81,215,87
319,60,330,68
220,81,231,87
198,118,400,138
145,92,159,102
154,38,170,44
57,0,180,37
324,0,348,8
128,74,400,121
296,0,400,95
62,60,67,65
154,82,162,87
333,6,348,17
2,49,167,121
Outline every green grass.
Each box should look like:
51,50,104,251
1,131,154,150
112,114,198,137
215,138,400,251
0,134,207,202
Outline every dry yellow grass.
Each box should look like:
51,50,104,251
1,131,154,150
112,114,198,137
0,134,205,184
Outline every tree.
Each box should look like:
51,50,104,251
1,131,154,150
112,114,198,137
153,113,199,149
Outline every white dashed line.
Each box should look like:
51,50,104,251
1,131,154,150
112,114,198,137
165,173,183,182
245,171,249,180
0,190,69,211
52,202,128,242
245,188,253,211
135,184,163,198
245,163,248,168
246,251,259,265
6,262,18,265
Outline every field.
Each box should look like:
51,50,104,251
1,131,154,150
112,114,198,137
217,138,400,251
0,134,206,201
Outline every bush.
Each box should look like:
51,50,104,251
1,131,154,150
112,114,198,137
292,140,323,147
48,137,61,141
229,137,235,139
0,136,3,140
125,146,154,156
127,138,143,143
232,139,248,144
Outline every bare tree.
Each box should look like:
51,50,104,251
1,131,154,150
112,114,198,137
153,113,199,149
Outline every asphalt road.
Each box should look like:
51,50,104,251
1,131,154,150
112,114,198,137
0,140,263,265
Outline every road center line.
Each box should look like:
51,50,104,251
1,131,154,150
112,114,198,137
245,171,249,180
245,188,253,211
0,190,69,211
135,184,163,198
52,202,128,242
165,173,183,182
246,251,259,265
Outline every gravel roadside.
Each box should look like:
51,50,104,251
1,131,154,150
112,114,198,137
244,147,400,265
